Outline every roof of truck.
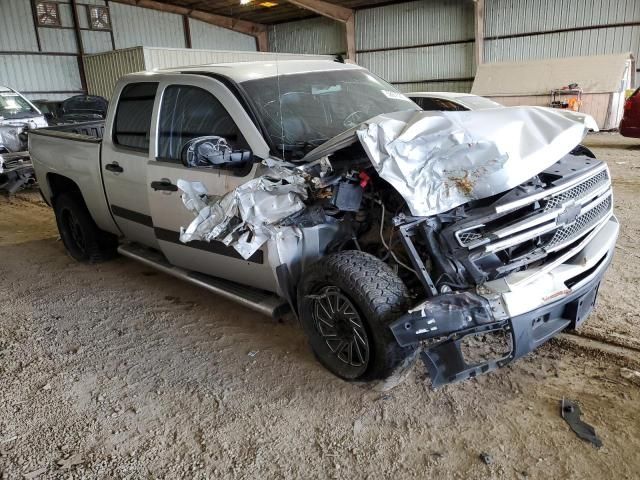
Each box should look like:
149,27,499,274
152,60,364,83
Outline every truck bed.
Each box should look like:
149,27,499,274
29,119,119,235
31,120,104,142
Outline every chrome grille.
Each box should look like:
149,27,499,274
457,230,483,246
453,166,612,254
544,170,609,211
545,194,612,250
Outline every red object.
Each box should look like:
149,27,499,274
620,88,640,138
358,171,370,188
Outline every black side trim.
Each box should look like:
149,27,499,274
154,227,264,264
111,205,153,227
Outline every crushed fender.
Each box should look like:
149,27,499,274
177,163,308,260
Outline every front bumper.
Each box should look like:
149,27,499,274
390,220,616,387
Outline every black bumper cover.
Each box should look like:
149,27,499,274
390,251,613,387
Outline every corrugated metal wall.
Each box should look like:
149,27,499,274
267,1,475,93
0,0,39,51
486,0,640,36
485,0,640,85
0,0,83,97
268,17,346,55
84,47,145,99
110,2,185,49
3,0,639,99
0,0,268,99
356,1,473,51
189,18,256,51
38,1,77,54
0,54,82,94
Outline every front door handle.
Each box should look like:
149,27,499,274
151,179,178,192
105,162,123,173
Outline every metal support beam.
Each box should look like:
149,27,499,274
70,0,87,92
109,0,267,43
256,30,269,52
473,0,484,67
284,0,355,61
345,14,356,62
183,15,192,48
285,0,352,22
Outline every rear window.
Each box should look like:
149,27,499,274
113,83,158,152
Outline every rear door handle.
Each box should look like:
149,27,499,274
105,162,123,173
151,179,178,192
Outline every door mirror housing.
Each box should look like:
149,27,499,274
181,136,253,169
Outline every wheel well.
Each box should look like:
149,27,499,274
47,173,81,205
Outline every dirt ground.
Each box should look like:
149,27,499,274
1,133,639,479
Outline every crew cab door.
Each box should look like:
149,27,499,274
102,81,159,247
146,75,277,292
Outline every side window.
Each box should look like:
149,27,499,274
113,82,158,152
157,85,248,164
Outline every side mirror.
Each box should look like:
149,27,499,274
44,112,54,121
181,136,253,169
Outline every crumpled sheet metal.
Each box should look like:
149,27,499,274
0,124,26,153
177,167,307,260
356,106,595,216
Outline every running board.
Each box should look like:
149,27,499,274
118,243,289,318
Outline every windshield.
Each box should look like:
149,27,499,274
241,69,419,160
460,95,503,110
0,91,38,120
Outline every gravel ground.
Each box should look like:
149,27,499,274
0,133,639,479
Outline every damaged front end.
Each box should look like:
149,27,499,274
0,120,40,193
176,105,616,387
382,141,616,386
0,151,36,194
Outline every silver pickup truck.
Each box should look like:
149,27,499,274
30,60,618,387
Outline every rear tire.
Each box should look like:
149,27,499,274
298,250,416,381
54,193,118,263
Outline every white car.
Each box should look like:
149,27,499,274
408,91,598,156
407,92,503,112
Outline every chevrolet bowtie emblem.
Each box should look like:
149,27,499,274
557,204,581,226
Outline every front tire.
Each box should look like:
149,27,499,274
298,251,416,381
54,193,118,263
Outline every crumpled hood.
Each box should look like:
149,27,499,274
356,106,596,216
305,106,597,217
